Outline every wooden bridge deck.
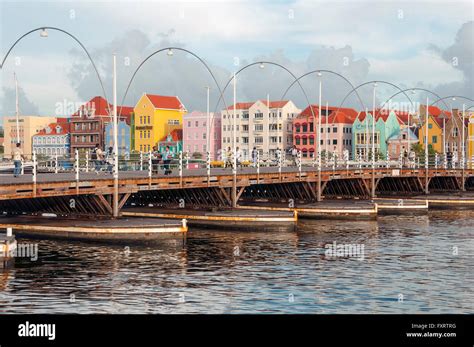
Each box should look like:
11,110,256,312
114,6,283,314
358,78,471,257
0,167,472,201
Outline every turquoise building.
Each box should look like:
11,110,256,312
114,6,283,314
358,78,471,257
352,111,401,159
105,121,131,156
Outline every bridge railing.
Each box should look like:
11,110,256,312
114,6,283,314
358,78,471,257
2,150,472,182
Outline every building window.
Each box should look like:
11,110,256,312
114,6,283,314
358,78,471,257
432,135,438,144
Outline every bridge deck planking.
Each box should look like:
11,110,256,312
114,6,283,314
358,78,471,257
0,168,472,201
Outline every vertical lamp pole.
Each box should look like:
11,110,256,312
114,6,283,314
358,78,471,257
232,72,237,207
317,72,322,202
371,83,376,198
462,104,466,190
325,101,329,164
14,73,20,145
112,54,119,217
205,86,211,158
425,98,429,194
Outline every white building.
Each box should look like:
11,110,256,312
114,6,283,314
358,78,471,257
220,100,301,159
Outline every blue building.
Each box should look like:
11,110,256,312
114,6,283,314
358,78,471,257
32,121,71,158
105,120,131,156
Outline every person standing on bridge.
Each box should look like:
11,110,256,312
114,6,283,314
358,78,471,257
12,142,25,178
92,144,105,173
106,147,114,174
163,146,172,175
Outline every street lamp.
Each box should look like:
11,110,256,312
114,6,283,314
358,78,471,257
259,62,265,69
167,48,174,56
40,28,48,38
317,71,322,202
371,82,377,198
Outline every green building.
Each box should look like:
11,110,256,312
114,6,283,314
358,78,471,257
352,110,401,159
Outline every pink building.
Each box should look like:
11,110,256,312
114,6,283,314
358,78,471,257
183,111,221,160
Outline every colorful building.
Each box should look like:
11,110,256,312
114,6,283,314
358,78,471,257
293,105,357,159
468,112,474,163
158,129,183,155
221,99,300,159
387,128,418,158
183,111,221,159
2,115,57,159
69,96,133,156
133,94,187,153
352,110,401,159
418,105,451,154
445,109,469,159
104,120,131,156
32,121,71,158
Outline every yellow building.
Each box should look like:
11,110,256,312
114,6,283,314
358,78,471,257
133,94,186,152
2,115,56,159
419,106,449,153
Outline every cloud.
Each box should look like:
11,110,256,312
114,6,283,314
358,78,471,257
0,85,40,116
431,20,474,106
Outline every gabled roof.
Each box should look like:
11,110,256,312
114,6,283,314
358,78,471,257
159,129,183,142
299,105,359,120
144,94,186,111
34,122,70,136
72,96,133,123
73,96,111,117
387,127,418,141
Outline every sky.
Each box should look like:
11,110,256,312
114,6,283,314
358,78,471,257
0,0,473,120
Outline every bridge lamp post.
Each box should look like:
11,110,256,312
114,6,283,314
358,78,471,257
112,54,119,217
232,71,237,207
317,71,322,202
371,82,376,198
205,86,211,161
425,97,429,194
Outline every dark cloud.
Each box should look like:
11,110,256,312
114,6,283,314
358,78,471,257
65,30,374,114
0,85,40,116
432,21,474,106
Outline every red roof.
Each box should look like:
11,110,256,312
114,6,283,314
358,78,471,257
300,105,358,120
427,105,451,117
34,122,70,136
145,94,186,111
72,96,133,124
159,129,182,142
226,102,256,110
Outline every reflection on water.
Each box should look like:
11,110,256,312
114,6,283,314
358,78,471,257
0,210,472,314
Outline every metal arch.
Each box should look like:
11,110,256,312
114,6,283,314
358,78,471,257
0,26,110,115
280,69,367,114
430,95,474,106
212,61,317,126
337,80,416,123
429,95,474,130
376,87,451,119
119,47,230,122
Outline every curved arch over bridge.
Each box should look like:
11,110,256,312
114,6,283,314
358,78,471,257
0,26,110,115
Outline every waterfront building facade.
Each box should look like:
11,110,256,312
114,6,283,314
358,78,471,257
293,105,357,159
32,121,70,158
387,127,418,158
2,115,57,159
183,111,221,159
133,94,187,153
69,96,133,156
221,100,300,159
104,120,131,156
157,129,183,155
352,110,401,159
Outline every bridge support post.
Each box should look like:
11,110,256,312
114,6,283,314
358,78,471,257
317,152,322,202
